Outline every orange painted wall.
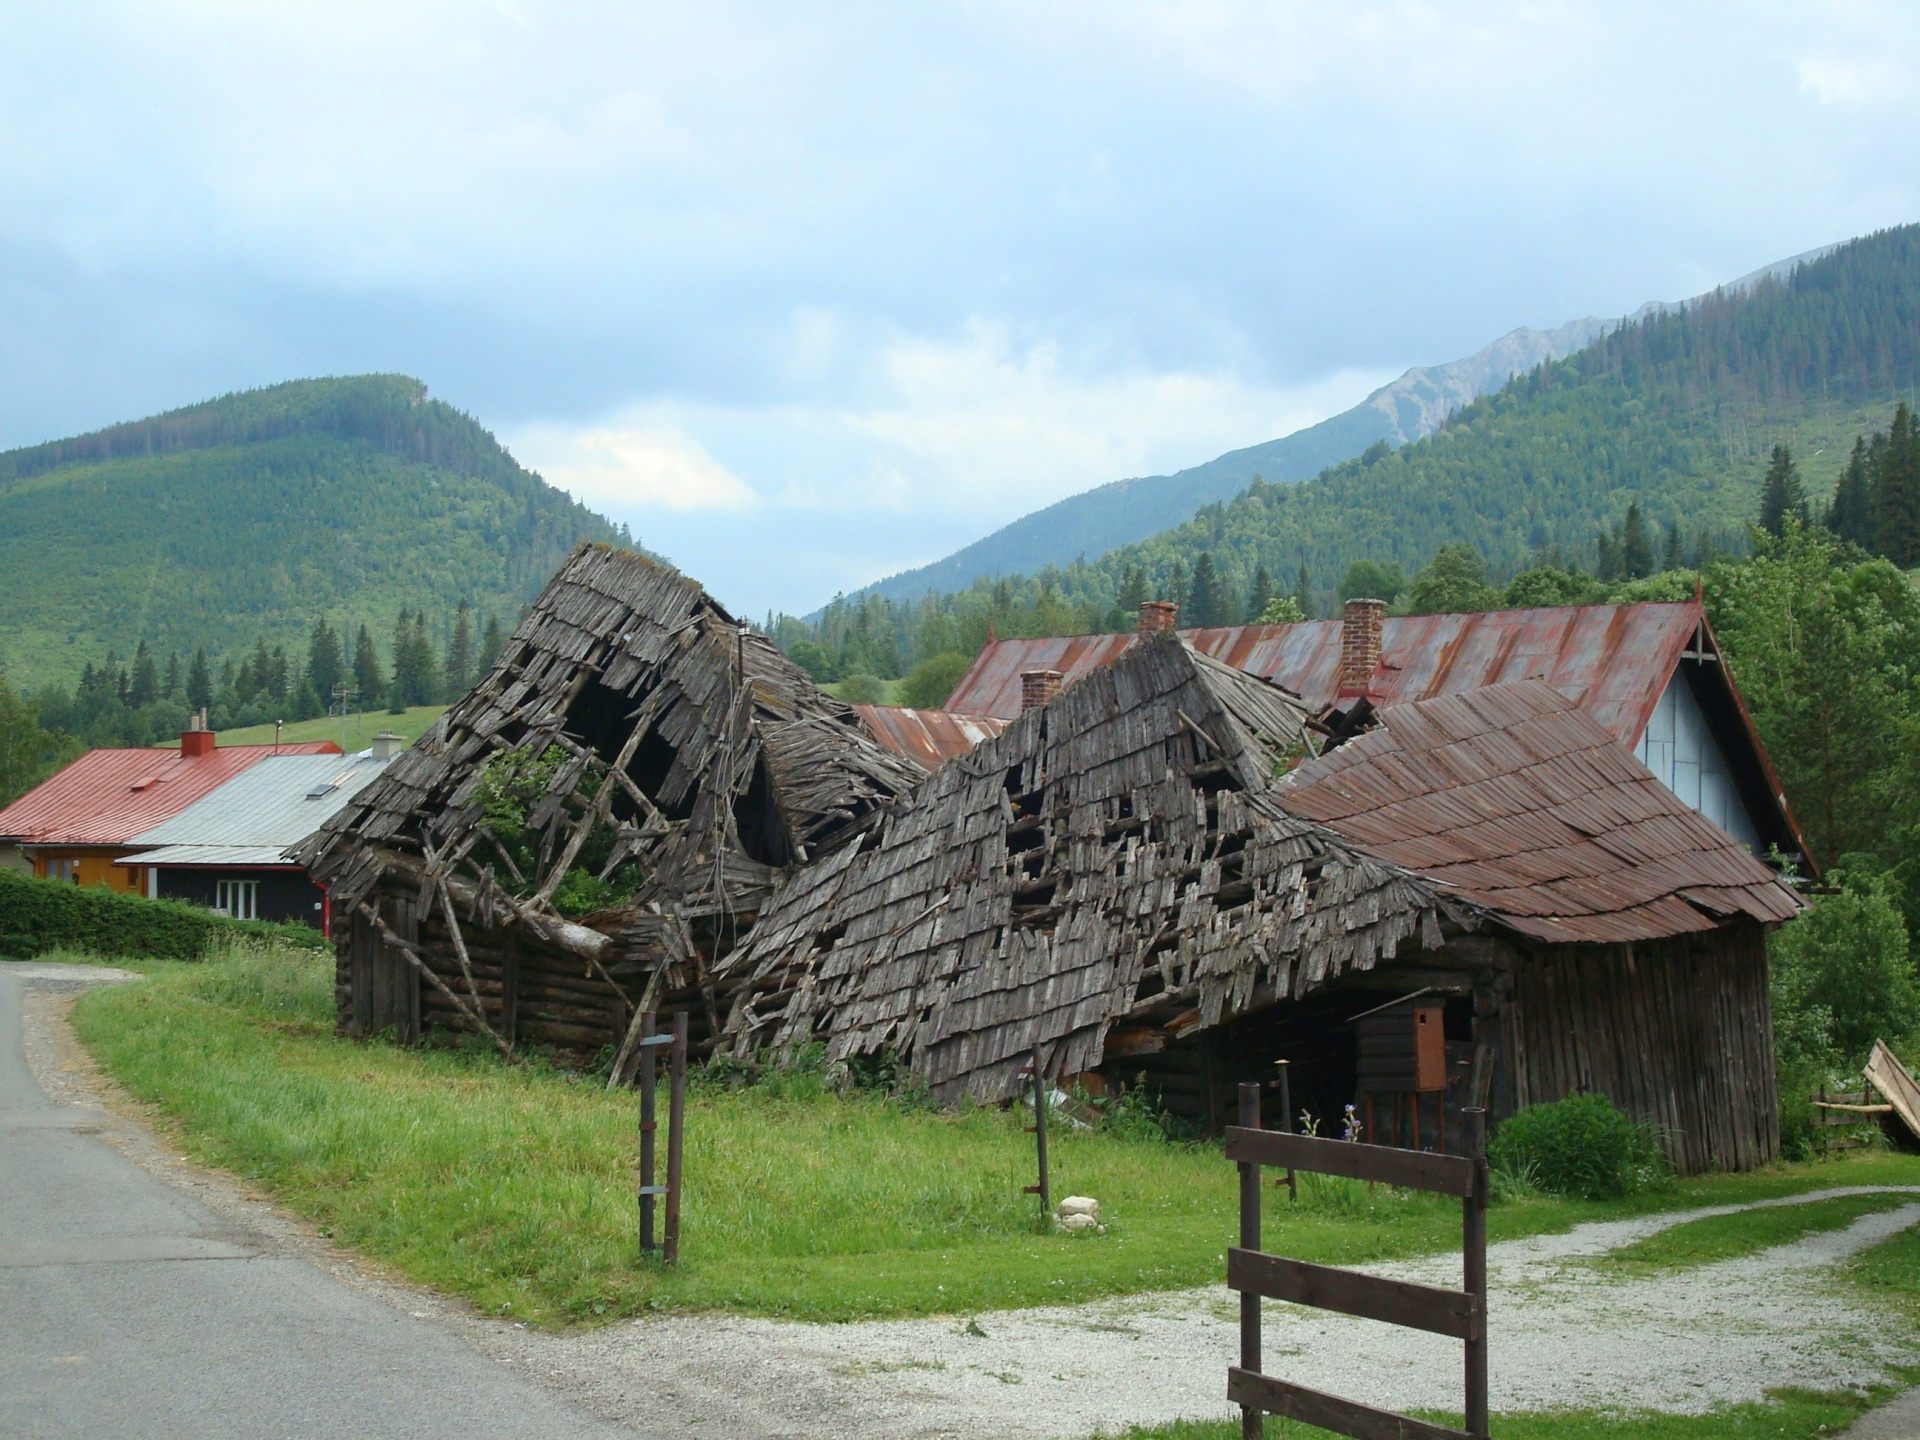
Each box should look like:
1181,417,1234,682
32,848,144,894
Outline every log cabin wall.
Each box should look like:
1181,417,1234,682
1501,919,1778,1175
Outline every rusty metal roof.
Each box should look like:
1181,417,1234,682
851,706,1008,772
0,739,341,847
1273,681,1801,944
943,601,1704,745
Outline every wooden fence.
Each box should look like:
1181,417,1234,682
1225,1081,1489,1440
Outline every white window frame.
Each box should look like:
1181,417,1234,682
215,879,260,921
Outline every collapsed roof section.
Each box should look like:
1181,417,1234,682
298,543,926,939
1273,681,1802,944
716,633,1463,1104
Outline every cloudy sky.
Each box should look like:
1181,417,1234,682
2,3,1916,617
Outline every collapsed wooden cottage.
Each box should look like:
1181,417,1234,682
718,635,1802,1172
295,544,925,1068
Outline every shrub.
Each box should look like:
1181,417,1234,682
836,672,886,705
901,652,973,710
1488,1093,1666,1200
0,869,325,961
1771,878,1920,1068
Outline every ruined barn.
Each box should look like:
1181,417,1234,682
718,635,1801,1172
295,544,925,1071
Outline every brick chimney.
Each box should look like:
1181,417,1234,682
1137,600,1179,636
180,717,216,758
1338,599,1386,696
1020,670,1063,712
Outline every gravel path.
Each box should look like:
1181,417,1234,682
522,1191,1920,1438
22,961,1920,1440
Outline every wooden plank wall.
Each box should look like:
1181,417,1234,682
1501,920,1778,1174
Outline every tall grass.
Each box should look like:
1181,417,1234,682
69,945,1920,1327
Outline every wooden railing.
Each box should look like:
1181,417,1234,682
1225,1081,1489,1440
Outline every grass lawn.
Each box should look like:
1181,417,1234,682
1102,1384,1910,1439
172,704,447,751
60,945,1920,1338
819,677,910,705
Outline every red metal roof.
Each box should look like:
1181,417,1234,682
0,740,342,847
1273,681,1801,944
852,705,1008,772
943,601,1704,746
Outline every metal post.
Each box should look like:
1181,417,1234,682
1275,1059,1296,1201
664,1010,687,1265
1032,1047,1051,1219
1238,1081,1263,1440
1463,1106,1489,1440
638,1011,657,1254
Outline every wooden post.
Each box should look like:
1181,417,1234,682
1463,1106,1489,1440
664,1009,687,1265
638,1011,658,1254
1275,1059,1296,1201
1023,1047,1052,1224
1239,1081,1263,1440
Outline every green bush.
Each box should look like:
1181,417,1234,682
1488,1093,1666,1200
1771,877,1920,1069
0,869,326,961
836,672,886,705
901,651,973,710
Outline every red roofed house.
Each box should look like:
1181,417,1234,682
0,723,341,898
940,597,1810,869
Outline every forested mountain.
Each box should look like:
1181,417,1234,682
848,243,1838,610
850,315,1610,607
771,224,1920,681
0,376,628,690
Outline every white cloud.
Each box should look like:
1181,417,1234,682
1797,55,1911,107
520,425,759,513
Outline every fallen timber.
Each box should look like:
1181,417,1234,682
295,543,925,1063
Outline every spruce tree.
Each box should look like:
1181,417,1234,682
187,648,212,713
1758,445,1809,538
1662,521,1685,573
163,652,181,700
478,615,505,675
1187,553,1225,628
1243,565,1274,624
1877,404,1920,567
128,641,158,708
1292,560,1313,620
352,625,384,710
306,619,345,710
1621,503,1655,578
266,645,290,704
1826,436,1876,547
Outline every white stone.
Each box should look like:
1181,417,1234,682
1057,1212,1098,1232
1055,1195,1099,1219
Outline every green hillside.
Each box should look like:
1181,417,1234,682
777,223,1920,674
0,376,628,689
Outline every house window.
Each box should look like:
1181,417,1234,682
44,857,79,884
215,879,260,921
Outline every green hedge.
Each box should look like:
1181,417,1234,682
0,869,327,962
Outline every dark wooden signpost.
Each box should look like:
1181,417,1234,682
1226,1082,1489,1440
1020,1046,1051,1222
637,1010,688,1264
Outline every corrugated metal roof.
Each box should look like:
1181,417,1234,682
1273,680,1801,944
851,705,1009,771
118,844,300,868
943,601,1703,745
0,740,342,846
122,753,393,858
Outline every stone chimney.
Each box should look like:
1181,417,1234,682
1137,600,1179,636
1020,670,1063,712
1338,599,1386,695
370,731,405,761
180,717,216,758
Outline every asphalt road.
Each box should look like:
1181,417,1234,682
0,965,631,1440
